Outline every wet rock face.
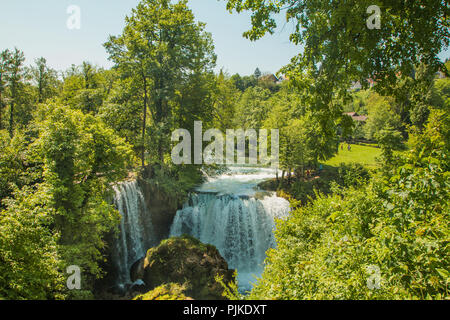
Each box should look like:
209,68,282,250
141,236,235,300
130,257,145,283
137,178,180,242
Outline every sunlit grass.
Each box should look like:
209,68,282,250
323,143,382,169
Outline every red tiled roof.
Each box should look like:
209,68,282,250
352,115,368,122
343,112,368,122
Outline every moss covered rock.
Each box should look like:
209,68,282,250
142,235,235,300
133,283,192,300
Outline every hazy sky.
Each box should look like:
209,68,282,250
0,0,448,76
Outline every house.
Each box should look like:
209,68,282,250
436,71,446,79
350,81,362,91
276,74,288,84
343,112,368,123
349,78,375,91
260,74,278,83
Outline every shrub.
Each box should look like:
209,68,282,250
250,111,449,299
134,283,192,300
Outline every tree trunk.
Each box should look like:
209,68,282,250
0,90,2,130
278,170,286,189
141,76,148,168
9,101,13,137
0,73,3,130
38,79,43,103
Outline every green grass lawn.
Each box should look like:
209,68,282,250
323,143,382,169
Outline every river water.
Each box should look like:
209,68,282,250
113,167,290,292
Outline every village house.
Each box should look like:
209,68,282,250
343,112,368,123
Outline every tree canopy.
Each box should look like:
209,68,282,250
104,0,216,165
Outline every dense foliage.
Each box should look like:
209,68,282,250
0,186,65,299
0,103,134,298
0,0,448,300
134,283,191,300
222,0,450,301
250,110,449,299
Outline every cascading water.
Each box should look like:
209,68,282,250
111,181,156,287
170,167,290,292
111,168,289,293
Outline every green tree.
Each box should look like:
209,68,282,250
364,92,402,140
287,113,338,172
6,48,25,137
32,104,134,289
230,73,245,91
104,0,216,166
0,49,12,130
225,0,449,140
254,67,261,79
60,69,84,106
59,62,108,114
431,77,450,109
264,85,338,181
80,62,98,90
99,77,143,154
0,130,33,205
250,110,449,300
375,126,403,164
211,71,240,131
29,57,59,104
235,86,270,130
241,75,258,91
263,92,292,181
0,185,65,300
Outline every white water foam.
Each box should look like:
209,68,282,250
170,167,290,292
112,181,155,286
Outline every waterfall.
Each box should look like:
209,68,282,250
170,190,290,292
111,168,290,293
111,181,156,286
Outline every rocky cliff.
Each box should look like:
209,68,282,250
132,236,236,300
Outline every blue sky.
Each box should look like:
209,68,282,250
0,0,448,76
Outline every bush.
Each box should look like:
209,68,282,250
134,283,192,300
249,111,449,300
274,163,371,205
0,186,66,300
251,166,449,299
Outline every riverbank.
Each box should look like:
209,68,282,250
258,162,371,205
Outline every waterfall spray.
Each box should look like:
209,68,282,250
111,168,290,293
112,181,156,286
170,187,290,291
